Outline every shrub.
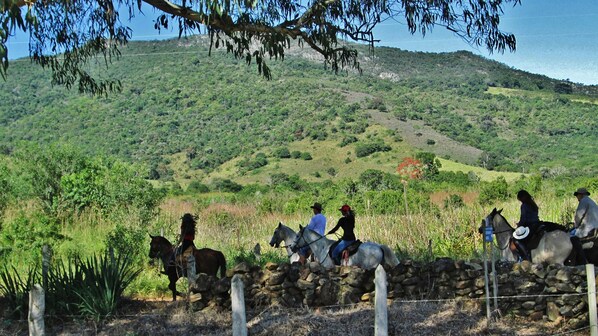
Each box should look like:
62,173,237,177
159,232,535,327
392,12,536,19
301,152,313,160
355,141,391,158
0,265,38,319
444,194,465,209
211,178,243,193
187,180,210,193
478,177,510,205
272,147,291,158
75,254,141,321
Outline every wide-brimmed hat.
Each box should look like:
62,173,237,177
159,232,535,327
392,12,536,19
339,204,351,212
573,188,591,196
310,202,323,210
513,226,530,240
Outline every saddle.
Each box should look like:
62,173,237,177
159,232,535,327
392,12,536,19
174,246,195,267
580,229,598,249
517,221,566,251
329,240,362,265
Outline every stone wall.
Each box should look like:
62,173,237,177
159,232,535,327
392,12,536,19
190,259,594,327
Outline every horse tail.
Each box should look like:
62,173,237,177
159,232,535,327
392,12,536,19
218,251,227,278
379,244,400,268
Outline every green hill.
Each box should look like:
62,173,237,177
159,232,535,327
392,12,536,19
1,35,597,187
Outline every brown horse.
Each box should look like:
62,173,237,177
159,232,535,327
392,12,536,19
149,235,226,301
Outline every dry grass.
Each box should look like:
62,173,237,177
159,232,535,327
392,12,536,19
1,298,588,336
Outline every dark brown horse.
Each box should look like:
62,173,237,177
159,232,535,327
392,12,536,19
149,235,226,301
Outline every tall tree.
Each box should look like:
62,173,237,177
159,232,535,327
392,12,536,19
1,0,520,94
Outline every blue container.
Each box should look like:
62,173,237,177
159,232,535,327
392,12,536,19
484,226,493,242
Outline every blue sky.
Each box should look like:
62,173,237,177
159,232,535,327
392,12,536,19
6,0,598,85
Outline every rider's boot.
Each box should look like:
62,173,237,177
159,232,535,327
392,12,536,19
514,240,531,262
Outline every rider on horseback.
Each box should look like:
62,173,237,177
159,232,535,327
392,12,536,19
327,204,356,265
169,213,197,268
570,187,597,264
512,190,539,262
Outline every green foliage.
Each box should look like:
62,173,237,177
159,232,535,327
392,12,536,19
339,135,358,147
444,194,465,209
75,254,141,321
211,178,243,193
478,176,510,205
415,152,442,178
104,224,147,263
0,265,38,319
45,259,85,316
355,140,391,158
187,180,210,193
300,152,313,160
0,211,64,261
230,247,287,268
272,147,291,158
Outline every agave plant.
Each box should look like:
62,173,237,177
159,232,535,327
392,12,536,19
44,259,85,316
0,265,39,319
74,253,141,320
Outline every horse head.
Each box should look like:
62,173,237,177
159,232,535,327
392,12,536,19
269,222,284,248
478,208,505,234
148,234,171,259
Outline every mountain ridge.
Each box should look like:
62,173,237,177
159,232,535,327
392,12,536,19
1,35,597,186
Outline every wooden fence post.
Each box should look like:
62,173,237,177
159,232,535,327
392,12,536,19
28,284,45,336
374,265,388,336
187,254,197,305
586,263,598,336
231,274,247,336
42,245,52,290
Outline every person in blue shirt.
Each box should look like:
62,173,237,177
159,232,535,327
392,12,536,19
298,202,327,265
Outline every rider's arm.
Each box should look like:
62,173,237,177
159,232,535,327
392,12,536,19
327,219,341,235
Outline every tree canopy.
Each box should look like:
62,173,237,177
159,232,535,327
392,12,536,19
1,0,520,94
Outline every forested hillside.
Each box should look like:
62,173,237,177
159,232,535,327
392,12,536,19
1,35,597,185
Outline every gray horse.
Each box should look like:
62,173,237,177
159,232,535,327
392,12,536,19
482,208,572,264
269,222,300,263
290,224,400,269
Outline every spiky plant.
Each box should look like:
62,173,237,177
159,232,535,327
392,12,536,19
75,253,141,321
0,265,38,319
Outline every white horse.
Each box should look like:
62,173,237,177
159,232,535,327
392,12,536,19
290,224,400,269
269,222,300,263
482,208,572,264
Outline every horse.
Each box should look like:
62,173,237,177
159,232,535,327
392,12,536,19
480,208,573,264
269,222,300,263
148,235,226,301
290,224,400,269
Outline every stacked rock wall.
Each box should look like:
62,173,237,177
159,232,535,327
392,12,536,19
191,259,594,326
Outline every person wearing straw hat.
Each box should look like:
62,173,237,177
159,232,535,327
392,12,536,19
298,202,327,265
573,188,598,239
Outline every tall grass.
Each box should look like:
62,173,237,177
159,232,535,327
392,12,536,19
0,192,581,298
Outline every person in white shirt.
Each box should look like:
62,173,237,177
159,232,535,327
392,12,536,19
573,187,598,238
298,202,327,264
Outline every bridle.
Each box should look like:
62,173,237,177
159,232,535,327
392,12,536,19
292,228,331,263
486,214,514,251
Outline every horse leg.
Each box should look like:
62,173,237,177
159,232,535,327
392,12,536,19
168,273,182,301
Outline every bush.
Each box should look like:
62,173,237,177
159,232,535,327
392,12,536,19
478,177,510,205
444,194,465,208
75,254,141,321
301,152,313,160
187,180,210,193
211,178,243,193
355,141,391,158
272,147,291,158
